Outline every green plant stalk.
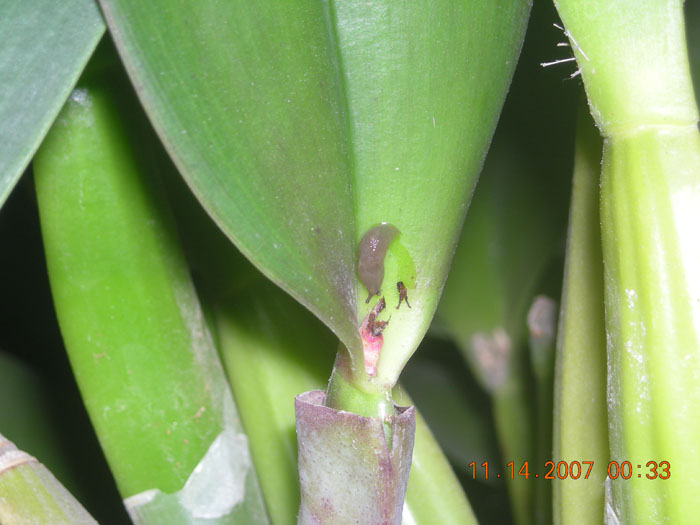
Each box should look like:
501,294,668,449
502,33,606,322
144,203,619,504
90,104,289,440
552,0,697,136
601,129,700,523
492,377,534,525
0,0,104,208
33,48,267,522
527,296,557,525
554,1,700,522
551,103,608,525
324,350,397,445
325,351,396,422
0,434,96,524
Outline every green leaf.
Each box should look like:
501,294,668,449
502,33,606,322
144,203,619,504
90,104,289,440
329,1,531,389
0,0,104,208
101,0,530,391
101,0,360,354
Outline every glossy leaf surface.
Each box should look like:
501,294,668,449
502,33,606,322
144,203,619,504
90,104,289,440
101,0,360,352
101,0,530,388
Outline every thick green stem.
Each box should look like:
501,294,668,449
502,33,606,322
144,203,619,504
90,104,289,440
33,44,267,522
601,128,700,523
553,0,696,136
325,350,396,419
554,1,700,522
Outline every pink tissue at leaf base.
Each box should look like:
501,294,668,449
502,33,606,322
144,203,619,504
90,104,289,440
360,314,383,376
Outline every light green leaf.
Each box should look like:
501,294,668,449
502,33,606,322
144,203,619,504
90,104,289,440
101,0,530,390
332,1,531,389
0,0,104,208
101,0,360,353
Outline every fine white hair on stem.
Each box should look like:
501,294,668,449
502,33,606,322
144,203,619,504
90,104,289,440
541,56,576,68
540,21,589,81
553,22,590,61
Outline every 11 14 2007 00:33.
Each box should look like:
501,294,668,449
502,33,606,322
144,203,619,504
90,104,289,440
468,460,671,480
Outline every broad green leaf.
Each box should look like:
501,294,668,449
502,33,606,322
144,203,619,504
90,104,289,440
101,0,360,354
0,0,104,208
101,0,530,390
332,1,531,389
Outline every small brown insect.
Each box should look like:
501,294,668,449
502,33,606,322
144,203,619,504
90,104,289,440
367,297,390,336
396,281,411,309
